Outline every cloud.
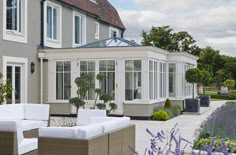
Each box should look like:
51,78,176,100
116,0,236,56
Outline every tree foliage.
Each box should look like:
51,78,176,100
224,79,235,91
0,73,13,104
141,26,200,56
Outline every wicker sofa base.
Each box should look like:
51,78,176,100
38,134,109,155
24,129,39,138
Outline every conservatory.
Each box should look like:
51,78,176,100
38,38,198,118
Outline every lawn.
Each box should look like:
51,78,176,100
201,89,236,101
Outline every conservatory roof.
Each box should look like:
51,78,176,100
79,37,140,48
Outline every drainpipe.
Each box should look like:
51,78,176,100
40,0,46,48
38,53,45,104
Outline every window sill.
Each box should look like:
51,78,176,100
3,30,27,44
45,39,62,48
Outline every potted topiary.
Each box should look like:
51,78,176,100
0,72,13,104
185,68,203,112
199,70,211,107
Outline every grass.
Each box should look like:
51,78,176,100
201,89,236,101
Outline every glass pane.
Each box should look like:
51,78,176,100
19,0,21,32
108,60,115,71
53,8,57,40
134,60,141,71
107,72,115,98
75,16,81,44
87,72,95,100
80,61,87,72
134,72,141,99
125,60,133,71
47,6,52,38
56,62,63,72
64,61,71,72
56,73,63,100
15,66,21,103
125,72,133,100
99,61,106,71
88,61,95,71
7,0,18,30
149,61,153,71
6,66,13,104
149,72,153,99
64,73,71,100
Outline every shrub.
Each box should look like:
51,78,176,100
211,94,236,100
164,98,172,108
152,110,170,121
171,105,182,116
153,106,174,118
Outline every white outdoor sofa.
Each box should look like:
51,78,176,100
38,110,135,155
0,104,50,138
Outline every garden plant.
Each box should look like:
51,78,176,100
0,72,13,104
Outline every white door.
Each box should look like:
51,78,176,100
6,64,23,104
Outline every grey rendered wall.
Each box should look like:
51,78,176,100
0,0,41,103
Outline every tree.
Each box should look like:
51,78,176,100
141,26,200,56
224,61,236,80
224,79,235,92
185,68,203,98
0,72,13,104
200,70,211,94
69,74,94,113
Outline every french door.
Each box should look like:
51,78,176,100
6,64,22,104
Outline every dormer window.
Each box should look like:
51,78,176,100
109,27,119,38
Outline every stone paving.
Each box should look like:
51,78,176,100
50,101,226,154
131,101,226,154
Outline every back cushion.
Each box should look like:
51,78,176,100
0,104,24,120
39,127,78,139
77,109,106,126
75,123,103,139
0,120,24,145
100,117,130,133
24,104,50,121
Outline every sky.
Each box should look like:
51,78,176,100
109,0,236,57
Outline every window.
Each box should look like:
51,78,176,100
184,64,193,97
109,27,119,38
3,0,27,43
160,62,167,98
47,5,58,40
149,60,158,100
95,22,100,39
169,63,176,97
99,60,115,98
56,61,71,100
73,12,86,46
45,1,61,48
125,60,142,100
80,61,95,100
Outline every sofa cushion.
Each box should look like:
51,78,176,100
112,117,130,129
39,127,78,139
20,120,48,131
89,117,118,124
18,138,38,155
74,123,103,139
24,104,50,121
0,104,24,120
0,120,24,145
77,109,106,126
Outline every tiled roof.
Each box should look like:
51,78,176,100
61,0,125,30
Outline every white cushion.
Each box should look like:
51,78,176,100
0,104,24,120
89,117,119,124
39,127,78,139
0,120,24,145
100,121,117,133
77,109,106,126
112,117,130,129
18,138,38,155
74,123,103,139
24,104,50,121
20,120,48,131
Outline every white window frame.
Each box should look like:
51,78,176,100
3,0,28,43
95,22,100,40
73,11,86,47
44,1,62,48
2,56,28,104
109,27,119,38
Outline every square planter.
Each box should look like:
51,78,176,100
199,96,210,107
184,98,200,113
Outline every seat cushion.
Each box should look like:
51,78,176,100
0,104,24,120
24,104,50,121
77,109,106,126
89,117,118,124
20,120,48,131
74,123,103,139
39,127,78,139
18,138,38,155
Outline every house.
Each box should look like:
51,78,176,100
38,38,198,118
0,0,125,104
